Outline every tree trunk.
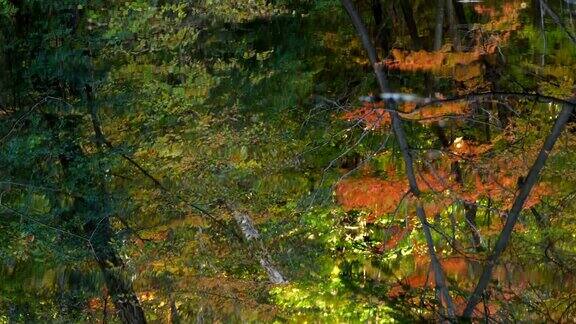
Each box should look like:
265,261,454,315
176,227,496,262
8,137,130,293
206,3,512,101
445,0,461,50
88,215,147,324
453,0,467,26
399,0,422,50
434,0,445,51
51,112,147,324
340,0,456,318
371,0,383,31
371,0,391,54
169,294,179,324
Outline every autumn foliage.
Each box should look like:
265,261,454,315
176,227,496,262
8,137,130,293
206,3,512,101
336,137,552,221
341,99,469,129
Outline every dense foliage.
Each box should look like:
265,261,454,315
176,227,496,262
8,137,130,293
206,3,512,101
1,0,576,322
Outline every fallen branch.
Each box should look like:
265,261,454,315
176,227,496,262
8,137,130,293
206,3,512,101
226,203,288,284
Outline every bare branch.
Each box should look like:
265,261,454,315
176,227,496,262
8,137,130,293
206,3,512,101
463,100,575,318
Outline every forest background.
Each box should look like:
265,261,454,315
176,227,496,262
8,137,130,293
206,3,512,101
1,0,576,322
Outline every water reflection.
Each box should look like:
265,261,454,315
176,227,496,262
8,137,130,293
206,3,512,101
2,0,576,322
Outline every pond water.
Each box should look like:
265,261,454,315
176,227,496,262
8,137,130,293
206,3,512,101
1,0,576,322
